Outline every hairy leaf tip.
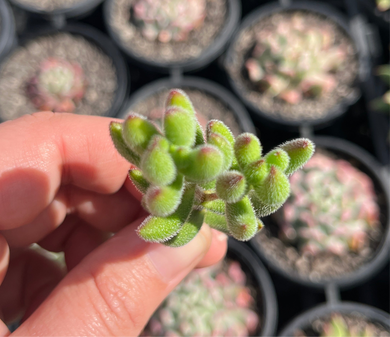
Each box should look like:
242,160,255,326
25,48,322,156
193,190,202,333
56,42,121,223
164,106,196,147
234,133,262,168
216,170,247,203
280,138,315,175
166,89,195,114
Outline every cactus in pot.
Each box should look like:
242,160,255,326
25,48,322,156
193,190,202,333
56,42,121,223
110,89,315,246
141,260,259,337
277,152,380,255
245,14,347,104
132,0,206,43
25,58,87,113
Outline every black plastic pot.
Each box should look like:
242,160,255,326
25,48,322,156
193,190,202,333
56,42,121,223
0,0,16,62
228,239,278,336
0,23,129,121
117,76,256,134
104,0,241,73
9,0,104,27
224,1,364,131
250,136,390,290
278,302,390,336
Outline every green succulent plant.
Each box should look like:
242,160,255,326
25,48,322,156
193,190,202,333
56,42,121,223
278,152,380,255
132,0,206,43
321,314,375,337
141,260,259,337
245,14,347,104
110,89,315,246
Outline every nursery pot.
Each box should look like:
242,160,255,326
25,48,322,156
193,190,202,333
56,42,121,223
0,0,16,62
228,239,278,336
224,1,364,131
9,0,104,26
117,76,255,135
0,23,129,122
250,136,390,290
278,301,390,336
104,0,241,73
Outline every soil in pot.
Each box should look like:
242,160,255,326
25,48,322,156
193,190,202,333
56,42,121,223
107,0,227,63
0,32,117,121
227,10,359,122
129,88,243,136
295,312,390,337
253,149,387,282
11,0,89,11
141,259,261,336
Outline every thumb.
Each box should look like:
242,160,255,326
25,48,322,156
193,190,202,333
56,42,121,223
11,219,212,336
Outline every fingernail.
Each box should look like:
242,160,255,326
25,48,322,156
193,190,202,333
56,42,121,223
214,230,228,243
147,225,210,283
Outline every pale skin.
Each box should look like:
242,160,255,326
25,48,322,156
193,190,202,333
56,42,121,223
0,112,228,336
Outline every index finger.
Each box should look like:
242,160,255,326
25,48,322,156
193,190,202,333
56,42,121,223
0,112,131,230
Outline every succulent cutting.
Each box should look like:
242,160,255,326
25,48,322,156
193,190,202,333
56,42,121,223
25,57,87,113
141,260,259,336
277,152,380,255
110,89,315,246
245,14,346,104
132,0,206,43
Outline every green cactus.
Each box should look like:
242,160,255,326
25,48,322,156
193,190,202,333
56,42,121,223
132,0,206,43
141,260,260,336
25,58,86,113
277,153,380,255
245,13,347,104
110,89,315,246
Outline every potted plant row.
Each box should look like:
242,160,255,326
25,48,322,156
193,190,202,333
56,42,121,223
224,1,363,130
0,23,128,122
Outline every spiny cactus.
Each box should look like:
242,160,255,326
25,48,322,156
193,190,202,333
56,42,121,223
278,153,380,255
321,314,375,337
141,260,259,337
26,58,86,113
245,14,346,104
132,0,206,43
110,89,315,246
377,0,390,11
371,65,390,114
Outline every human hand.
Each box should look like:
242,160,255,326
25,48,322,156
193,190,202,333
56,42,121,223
0,112,228,336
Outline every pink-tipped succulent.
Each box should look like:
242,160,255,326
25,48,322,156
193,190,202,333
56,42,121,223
26,58,86,113
141,260,259,337
132,0,206,43
245,14,347,104
278,153,380,256
110,89,315,246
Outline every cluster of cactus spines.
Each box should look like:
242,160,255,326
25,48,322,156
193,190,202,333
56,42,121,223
245,14,347,104
141,260,259,337
132,0,206,43
377,0,390,11
26,58,86,113
110,89,315,246
278,153,380,255
371,65,390,114
321,314,375,337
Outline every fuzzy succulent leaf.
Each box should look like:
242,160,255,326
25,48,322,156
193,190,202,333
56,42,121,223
255,166,290,206
200,179,216,191
264,148,290,172
226,196,258,241
128,168,149,194
194,121,206,146
137,183,196,242
280,138,315,175
234,133,262,168
166,89,195,113
178,145,224,183
163,209,204,247
248,190,283,217
207,132,234,172
141,135,177,186
123,113,160,155
206,120,235,146
144,175,184,217
164,106,196,147
109,122,141,167
201,199,225,215
203,210,230,234
243,159,269,187
216,170,247,203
